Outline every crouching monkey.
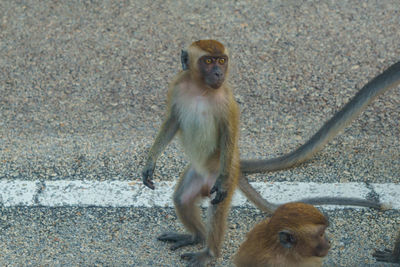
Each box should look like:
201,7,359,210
234,202,330,267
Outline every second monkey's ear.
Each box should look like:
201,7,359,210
278,230,296,248
181,50,189,70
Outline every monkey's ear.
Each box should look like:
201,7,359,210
278,230,296,248
181,50,189,70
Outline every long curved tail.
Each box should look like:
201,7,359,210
240,61,400,173
238,175,385,214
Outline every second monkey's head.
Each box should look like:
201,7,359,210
182,40,229,90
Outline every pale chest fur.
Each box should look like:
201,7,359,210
177,95,218,165
174,85,228,172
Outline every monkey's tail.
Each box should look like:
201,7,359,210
238,176,387,213
240,61,400,174
299,197,384,209
238,175,278,214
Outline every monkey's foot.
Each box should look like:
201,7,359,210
373,249,399,263
181,249,211,267
157,232,202,250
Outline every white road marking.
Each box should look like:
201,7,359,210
372,184,400,210
0,180,37,207
0,180,399,209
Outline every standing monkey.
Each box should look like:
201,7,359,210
373,230,400,264
142,40,240,266
234,202,331,267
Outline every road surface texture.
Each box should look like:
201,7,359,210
0,0,399,266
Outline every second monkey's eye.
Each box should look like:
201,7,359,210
218,58,225,64
205,58,212,64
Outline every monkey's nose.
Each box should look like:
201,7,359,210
214,70,223,78
212,66,223,78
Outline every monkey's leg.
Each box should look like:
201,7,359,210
181,182,234,266
158,166,206,250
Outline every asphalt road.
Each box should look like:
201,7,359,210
0,207,399,266
0,0,399,266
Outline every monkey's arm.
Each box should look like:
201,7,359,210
142,106,179,189
211,105,239,205
240,61,400,173
373,231,400,264
210,121,231,204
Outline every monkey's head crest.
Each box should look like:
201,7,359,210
192,40,226,55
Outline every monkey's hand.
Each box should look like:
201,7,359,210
142,162,156,190
210,177,228,205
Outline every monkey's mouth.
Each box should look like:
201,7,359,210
210,83,223,89
318,251,329,257
204,73,225,89
207,79,224,89
316,248,330,257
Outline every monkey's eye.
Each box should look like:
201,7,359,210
218,58,225,64
205,58,212,64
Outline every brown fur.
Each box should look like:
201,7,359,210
142,40,240,266
193,40,225,55
234,203,330,267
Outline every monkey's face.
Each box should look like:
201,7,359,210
314,229,331,257
198,55,228,89
281,224,330,258
302,225,331,258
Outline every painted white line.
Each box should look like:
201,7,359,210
39,180,142,207
0,180,37,207
0,180,398,209
372,183,400,210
